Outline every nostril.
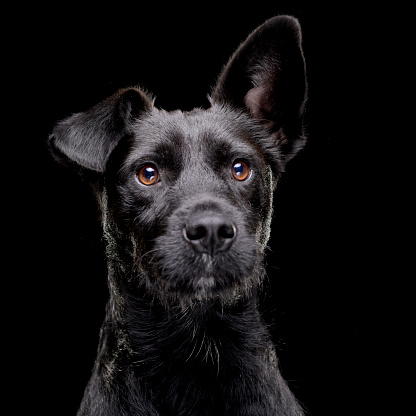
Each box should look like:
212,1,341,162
218,223,236,240
185,225,207,241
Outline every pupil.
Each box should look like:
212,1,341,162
144,167,155,180
234,163,244,176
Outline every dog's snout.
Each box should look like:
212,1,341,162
183,214,236,256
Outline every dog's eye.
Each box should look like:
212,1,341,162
232,160,251,181
137,164,159,186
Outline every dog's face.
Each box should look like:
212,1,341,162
49,16,307,305
107,106,276,302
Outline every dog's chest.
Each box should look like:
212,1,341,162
126,303,269,413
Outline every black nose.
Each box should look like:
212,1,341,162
183,214,236,256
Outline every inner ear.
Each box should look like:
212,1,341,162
244,85,274,120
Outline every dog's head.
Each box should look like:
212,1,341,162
49,16,307,305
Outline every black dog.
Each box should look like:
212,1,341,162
49,15,307,416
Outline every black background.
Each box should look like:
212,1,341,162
7,2,404,415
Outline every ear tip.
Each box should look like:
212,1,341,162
47,131,75,168
267,14,300,27
115,87,153,117
263,15,303,43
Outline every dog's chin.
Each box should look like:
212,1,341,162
145,256,261,307
183,274,251,303
191,275,216,297
151,274,255,308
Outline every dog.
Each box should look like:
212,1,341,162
49,15,307,416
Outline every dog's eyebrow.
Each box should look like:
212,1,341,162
201,122,261,156
155,129,184,155
124,128,186,176
151,128,186,168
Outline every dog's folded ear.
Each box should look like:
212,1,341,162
49,87,153,173
211,15,307,166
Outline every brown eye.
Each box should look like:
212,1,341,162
137,164,159,186
232,160,251,181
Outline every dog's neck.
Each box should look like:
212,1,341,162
95,289,274,408
87,279,281,415
93,286,272,412
96,268,269,378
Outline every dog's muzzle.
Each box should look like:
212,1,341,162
149,197,258,301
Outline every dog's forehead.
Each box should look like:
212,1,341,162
127,105,258,162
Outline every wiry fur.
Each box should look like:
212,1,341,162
49,15,307,416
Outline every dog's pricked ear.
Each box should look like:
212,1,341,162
49,87,153,172
211,15,307,165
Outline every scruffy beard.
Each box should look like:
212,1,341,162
131,233,264,309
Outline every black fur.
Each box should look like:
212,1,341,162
49,15,307,416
